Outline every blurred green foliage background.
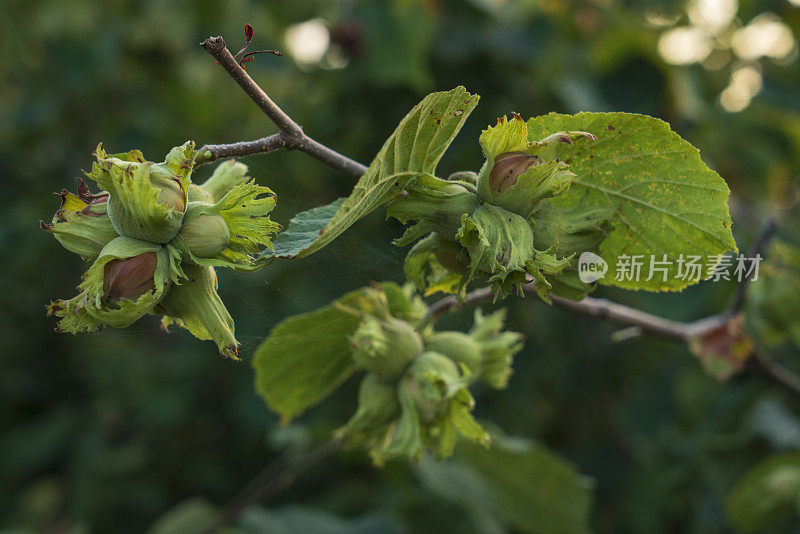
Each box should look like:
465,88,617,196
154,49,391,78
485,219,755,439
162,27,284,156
2,0,800,532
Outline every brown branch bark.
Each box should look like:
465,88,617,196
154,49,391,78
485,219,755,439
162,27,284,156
425,284,697,341
195,134,285,165
424,280,800,400
198,36,367,178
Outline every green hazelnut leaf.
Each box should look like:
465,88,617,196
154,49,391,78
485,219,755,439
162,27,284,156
526,112,737,292
160,263,240,360
253,298,361,423
419,427,595,534
268,86,480,260
461,429,595,534
272,198,346,258
253,282,412,422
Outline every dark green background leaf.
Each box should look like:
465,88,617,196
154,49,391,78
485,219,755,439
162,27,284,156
438,431,595,534
726,453,800,532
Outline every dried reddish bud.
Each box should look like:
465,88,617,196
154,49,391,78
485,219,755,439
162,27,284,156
488,152,542,194
53,181,109,221
228,23,283,68
75,177,109,205
103,252,158,301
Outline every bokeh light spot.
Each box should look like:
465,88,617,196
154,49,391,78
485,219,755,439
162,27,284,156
285,19,331,65
658,27,713,64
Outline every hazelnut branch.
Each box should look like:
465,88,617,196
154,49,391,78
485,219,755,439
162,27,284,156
422,222,800,401
197,31,798,399
196,36,367,178
424,284,700,341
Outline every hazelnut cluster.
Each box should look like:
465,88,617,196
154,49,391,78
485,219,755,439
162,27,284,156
43,143,280,359
335,285,523,464
388,114,612,300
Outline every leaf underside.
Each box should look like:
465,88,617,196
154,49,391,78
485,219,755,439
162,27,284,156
272,198,345,259
268,86,480,260
252,291,362,422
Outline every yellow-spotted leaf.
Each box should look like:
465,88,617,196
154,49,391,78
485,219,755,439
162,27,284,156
527,112,736,292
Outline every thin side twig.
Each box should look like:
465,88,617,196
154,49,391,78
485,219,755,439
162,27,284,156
424,284,702,342
731,216,778,313
423,277,800,400
198,36,367,178
201,36,303,139
204,439,342,533
195,133,285,165
748,352,800,398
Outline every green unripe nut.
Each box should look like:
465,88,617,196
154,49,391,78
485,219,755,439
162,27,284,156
440,183,470,195
179,213,230,258
426,331,483,377
351,317,424,382
187,184,214,203
340,372,401,439
150,171,187,212
404,351,460,423
104,168,187,244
